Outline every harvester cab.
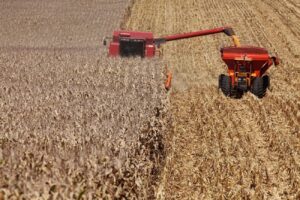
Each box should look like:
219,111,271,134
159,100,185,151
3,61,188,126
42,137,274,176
103,26,279,97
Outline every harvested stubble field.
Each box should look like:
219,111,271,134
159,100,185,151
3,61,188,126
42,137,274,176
0,0,168,199
124,0,300,199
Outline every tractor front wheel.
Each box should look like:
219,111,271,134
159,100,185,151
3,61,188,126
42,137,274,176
251,76,268,98
219,74,232,96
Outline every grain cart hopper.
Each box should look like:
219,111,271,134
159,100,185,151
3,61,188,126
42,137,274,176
220,46,279,98
103,26,279,97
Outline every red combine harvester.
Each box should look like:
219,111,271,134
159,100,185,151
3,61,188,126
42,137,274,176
103,26,279,98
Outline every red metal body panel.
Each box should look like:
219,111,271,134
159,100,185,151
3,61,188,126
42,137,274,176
112,31,154,43
221,46,275,86
145,45,155,57
109,42,119,56
221,46,273,75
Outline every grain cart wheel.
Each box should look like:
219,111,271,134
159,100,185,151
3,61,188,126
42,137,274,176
263,75,270,89
251,77,267,98
219,74,232,96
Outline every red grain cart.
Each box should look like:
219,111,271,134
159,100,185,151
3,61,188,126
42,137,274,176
220,46,279,98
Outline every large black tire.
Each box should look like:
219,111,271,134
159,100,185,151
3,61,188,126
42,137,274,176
263,75,270,89
219,74,232,96
251,77,268,98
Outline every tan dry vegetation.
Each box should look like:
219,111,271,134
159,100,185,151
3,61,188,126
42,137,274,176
124,0,300,199
0,0,168,199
